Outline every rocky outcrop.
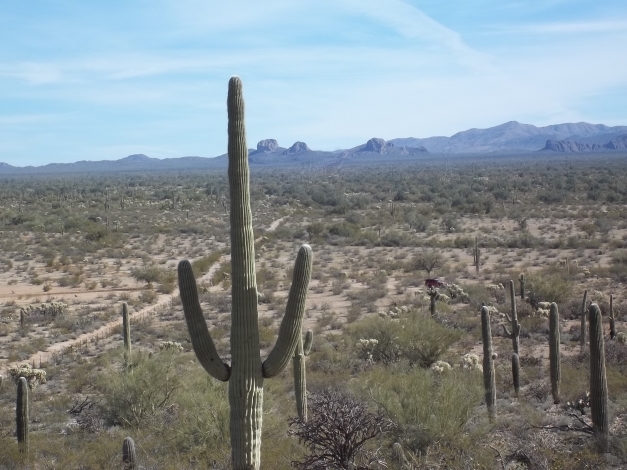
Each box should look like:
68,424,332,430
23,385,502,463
541,140,602,152
256,139,279,152
542,134,627,152
604,135,627,150
360,138,392,154
282,141,311,155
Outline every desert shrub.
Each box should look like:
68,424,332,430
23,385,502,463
364,365,482,455
525,271,572,306
348,311,461,367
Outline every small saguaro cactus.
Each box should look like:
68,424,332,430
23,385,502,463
518,273,525,300
122,436,137,469
511,353,520,398
580,289,588,348
122,302,131,362
549,302,561,404
473,237,481,274
428,288,438,316
293,329,313,421
16,376,29,453
609,294,616,340
589,303,609,446
177,77,313,470
503,280,520,355
481,306,496,420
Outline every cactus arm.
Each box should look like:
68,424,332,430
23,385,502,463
580,289,588,348
549,302,561,404
16,376,29,453
263,244,313,378
303,330,313,356
178,260,231,382
502,324,513,338
589,303,609,443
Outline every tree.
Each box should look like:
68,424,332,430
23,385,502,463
289,389,391,469
410,251,443,276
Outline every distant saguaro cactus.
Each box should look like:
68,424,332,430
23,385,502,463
177,77,313,470
428,288,438,316
16,376,29,453
122,436,137,469
589,303,609,447
122,302,131,363
580,289,588,348
503,280,520,355
473,237,481,274
293,330,313,421
549,302,561,404
518,273,525,300
609,294,616,340
481,306,496,420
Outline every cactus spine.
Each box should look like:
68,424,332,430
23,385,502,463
549,302,561,404
293,330,313,421
609,294,616,340
589,303,608,446
580,289,588,348
481,306,496,420
122,302,131,362
16,376,29,453
122,436,137,469
503,280,520,354
177,77,313,470
518,273,525,300
511,353,520,397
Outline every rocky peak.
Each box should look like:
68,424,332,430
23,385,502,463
361,138,390,154
283,141,311,155
256,139,279,152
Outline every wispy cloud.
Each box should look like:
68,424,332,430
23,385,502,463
492,19,627,34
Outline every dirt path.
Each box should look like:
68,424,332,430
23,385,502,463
1,216,286,374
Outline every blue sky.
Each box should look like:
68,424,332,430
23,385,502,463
1,0,626,166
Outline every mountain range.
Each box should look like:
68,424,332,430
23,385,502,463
1,121,626,174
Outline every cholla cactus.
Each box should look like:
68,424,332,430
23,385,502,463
8,364,46,389
20,302,67,319
460,353,483,372
357,338,379,364
431,361,452,374
159,341,184,352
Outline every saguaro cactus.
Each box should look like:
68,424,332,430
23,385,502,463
177,77,313,470
428,288,438,316
503,280,520,354
511,353,520,398
549,302,561,404
293,330,313,421
16,376,29,453
589,303,608,446
122,302,131,362
580,289,588,348
481,306,496,420
518,273,525,300
122,436,137,469
609,294,616,340
474,237,481,274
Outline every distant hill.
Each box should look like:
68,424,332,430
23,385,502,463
390,121,627,153
1,121,626,175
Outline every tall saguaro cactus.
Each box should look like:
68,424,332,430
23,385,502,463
16,376,29,453
503,280,520,355
580,289,588,349
549,303,561,404
589,303,608,446
481,306,496,421
122,302,131,362
293,330,313,421
177,77,313,470
473,237,481,274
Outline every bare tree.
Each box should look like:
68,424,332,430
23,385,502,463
289,389,392,469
